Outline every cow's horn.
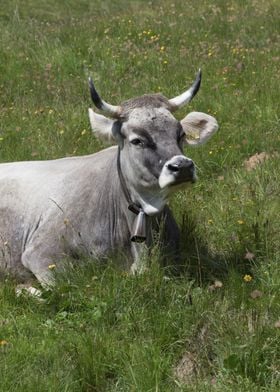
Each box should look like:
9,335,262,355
168,69,202,111
88,77,121,117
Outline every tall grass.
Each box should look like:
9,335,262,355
0,0,279,390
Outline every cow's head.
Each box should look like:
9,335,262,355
88,70,218,215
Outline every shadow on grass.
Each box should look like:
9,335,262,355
171,212,253,284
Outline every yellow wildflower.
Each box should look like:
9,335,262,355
243,274,253,282
48,264,56,270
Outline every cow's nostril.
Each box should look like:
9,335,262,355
185,160,194,170
167,163,180,172
167,160,194,172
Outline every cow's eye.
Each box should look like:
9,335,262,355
130,138,143,147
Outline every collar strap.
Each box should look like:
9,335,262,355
117,146,142,215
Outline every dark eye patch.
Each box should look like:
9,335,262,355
132,128,156,149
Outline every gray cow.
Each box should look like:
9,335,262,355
0,70,218,285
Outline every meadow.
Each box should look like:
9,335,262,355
0,0,279,390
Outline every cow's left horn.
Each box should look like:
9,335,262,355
168,69,202,111
88,77,121,117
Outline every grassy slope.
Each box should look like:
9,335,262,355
0,0,279,390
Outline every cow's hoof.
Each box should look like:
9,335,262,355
15,284,45,302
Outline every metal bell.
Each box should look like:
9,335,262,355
130,210,147,243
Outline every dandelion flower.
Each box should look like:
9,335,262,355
243,274,253,282
48,264,56,270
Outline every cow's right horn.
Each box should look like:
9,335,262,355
88,77,121,117
168,69,202,111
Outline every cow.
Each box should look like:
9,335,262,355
0,70,218,286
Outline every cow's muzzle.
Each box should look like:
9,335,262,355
159,155,196,188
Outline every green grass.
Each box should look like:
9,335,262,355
0,0,280,390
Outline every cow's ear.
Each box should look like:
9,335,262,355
88,108,122,144
181,112,218,146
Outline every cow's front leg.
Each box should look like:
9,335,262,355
130,242,149,274
21,242,61,287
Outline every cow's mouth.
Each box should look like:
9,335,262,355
163,174,197,190
170,175,197,186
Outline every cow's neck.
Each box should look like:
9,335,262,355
117,146,147,243
84,155,133,252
